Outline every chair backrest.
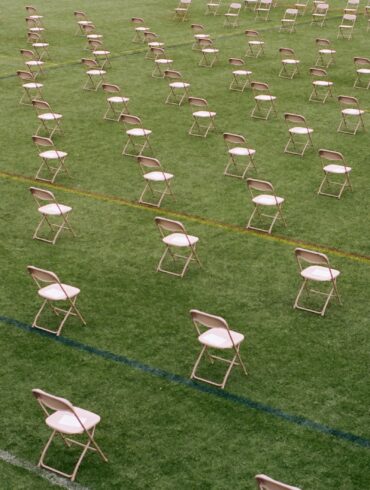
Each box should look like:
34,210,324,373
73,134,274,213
255,474,302,490
309,67,328,78
26,17,39,28
88,39,103,49
229,58,245,67
190,309,229,330
224,132,246,145
259,0,272,7
151,47,166,58
27,265,60,285
319,149,344,163
21,49,35,59
245,29,261,39
74,11,88,20
188,97,208,108
164,70,182,80
191,23,205,34
251,81,269,92
155,216,186,234
81,58,99,68
32,388,74,413
32,135,54,148
28,31,42,43
17,70,35,81
295,247,329,267
144,31,159,43
32,99,51,111
119,114,142,126
341,13,356,22
284,8,298,17
131,17,145,25
247,178,274,193
26,5,38,15
102,83,120,94
29,186,55,202
199,38,213,48
82,23,97,35
354,56,370,67
315,37,331,48
338,95,359,106
314,3,329,13
137,156,161,171
279,47,295,58
284,113,306,125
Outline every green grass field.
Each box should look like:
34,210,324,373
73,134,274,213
1,0,370,488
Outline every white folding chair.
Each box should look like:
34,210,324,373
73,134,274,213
32,389,107,481
293,248,341,316
353,57,370,89
318,149,352,198
284,113,314,156
255,474,302,490
174,0,192,21
88,39,111,69
223,132,256,179
190,309,247,389
20,48,44,77
131,17,150,42
102,83,130,121
188,97,216,137
251,81,277,120
280,8,299,33
32,99,63,138
27,32,49,60
199,38,219,67
309,67,334,103
16,70,43,106
29,187,75,244
144,31,164,58
246,178,286,234
345,0,360,13
279,47,300,79
229,58,252,92
245,30,265,57
255,0,273,21
27,266,86,335
337,13,356,39
137,156,175,207
206,0,222,15
337,95,365,134
155,217,201,277
165,70,191,106
191,24,210,50
311,3,329,26
32,135,70,183
74,11,93,36
26,16,45,37
315,38,336,67
81,58,106,91
151,47,174,78
120,114,153,157
224,3,242,26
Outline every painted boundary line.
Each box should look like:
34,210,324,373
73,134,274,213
1,314,370,451
1,170,370,265
0,450,89,490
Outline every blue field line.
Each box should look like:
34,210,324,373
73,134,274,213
1,314,369,450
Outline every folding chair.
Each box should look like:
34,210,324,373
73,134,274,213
32,99,63,138
199,38,219,67
27,32,49,60
191,24,210,50
255,0,273,21
245,30,265,57
20,49,44,77
120,114,153,157
206,0,222,15
16,70,43,106
32,135,70,183
284,113,314,156
165,70,191,105
353,57,370,89
224,3,242,26
102,83,130,121
255,474,302,490
81,58,106,91
174,0,192,21
88,39,111,69
315,38,336,67
345,0,360,13
155,217,201,277
251,81,277,119
29,187,75,244
293,248,341,316
309,67,334,103
223,132,256,179
188,97,216,137
151,48,174,78
137,156,175,207
280,8,299,33
74,11,93,36
246,178,286,234
26,17,45,37
144,31,164,59
81,23,103,47
337,13,356,39
279,48,300,79
228,58,252,92
25,6,43,26
337,95,365,134
311,3,329,26
27,266,86,335
131,17,150,42
189,309,247,389
318,149,352,198
245,0,258,11
32,389,108,481
294,0,309,15
365,6,370,31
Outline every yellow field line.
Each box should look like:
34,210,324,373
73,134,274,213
2,170,370,265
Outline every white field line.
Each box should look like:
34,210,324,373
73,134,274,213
0,449,90,490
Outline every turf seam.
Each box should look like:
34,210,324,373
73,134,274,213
1,314,370,451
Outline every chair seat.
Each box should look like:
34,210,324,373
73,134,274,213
229,147,256,156
46,407,100,435
38,283,80,301
148,42,164,47
342,108,364,115
29,27,44,32
23,82,43,89
323,164,352,174
126,128,152,136
282,59,300,64
301,265,340,282
198,327,244,349
26,60,44,66
255,95,276,101
249,40,264,45
289,126,313,134
252,194,284,206
39,150,67,159
319,49,336,54
233,70,252,75
87,34,103,39
193,110,216,118
78,20,93,25
169,82,190,88
38,113,62,121
38,203,72,216
87,69,106,75
135,26,150,31
357,69,370,74
194,34,210,39
144,171,174,181
32,43,48,48
93,50,110,55
29,15,43,20
202,48,219,54
313,80,333,86
155,58,173,64
163,233,199,247
108,96,129,103
225,13,238,17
